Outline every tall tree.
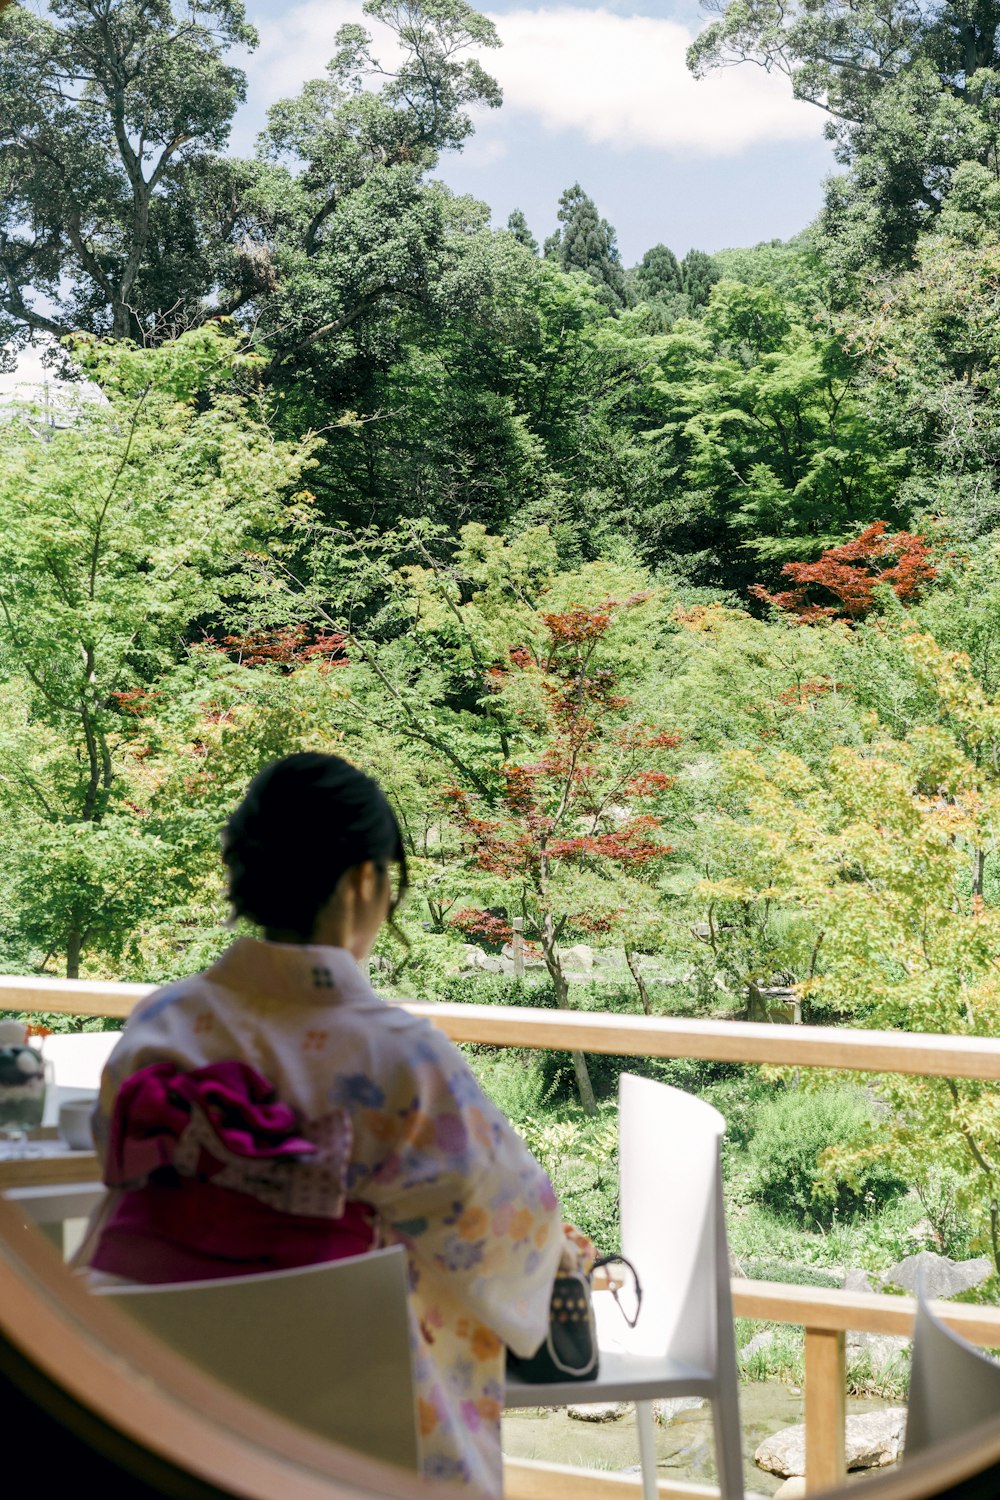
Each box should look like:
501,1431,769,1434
688,0,1000,270
681,248,720,308
545,184,628,310
506,209,539,254
633,243,683,301
0,328,313,975
0,0,255,350
0,0,502,360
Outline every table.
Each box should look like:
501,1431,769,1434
0,1128,100,1189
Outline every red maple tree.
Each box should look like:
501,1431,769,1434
219,625,348,670
443,595,680,1113
750,522,937,621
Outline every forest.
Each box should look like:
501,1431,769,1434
3,0,1000,1404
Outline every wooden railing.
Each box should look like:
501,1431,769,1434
4,971,1000,1498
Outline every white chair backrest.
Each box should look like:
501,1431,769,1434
94,1246,418,1472
905,1293,1000,1461
40,1030,122,1090
617,1073,728,1367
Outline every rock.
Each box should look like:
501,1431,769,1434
567,1401,627,1422
755,1425,806,1478
842,1267,874,1294
747,981,801,1024
881,1250,992,1299
774,1481,807,1500
562,944,594,973
846,1409,908,1470
461,945,489,971
847,1330,910,1373
739,1330,774,1361
654,1396,705,1423
755,1409,907,1478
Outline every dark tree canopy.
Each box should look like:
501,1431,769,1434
545,183,628,309
0,0,255,351
634,243,684,301
0,0,502,359
681,247,721,307
506,208,539,254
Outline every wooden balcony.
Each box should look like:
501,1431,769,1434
2,972,1000,1499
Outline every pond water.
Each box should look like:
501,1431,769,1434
502,1382,897,1495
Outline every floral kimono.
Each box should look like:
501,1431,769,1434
85,938,563,1498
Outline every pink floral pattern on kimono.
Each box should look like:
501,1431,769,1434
88,938,563,1499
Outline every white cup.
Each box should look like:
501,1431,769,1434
58,1100,95,1151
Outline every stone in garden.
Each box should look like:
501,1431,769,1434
774,1481,807,1500
881,1250,992,1299
738,1330,774,1361
562,944,594,972
755,1409,907,1477
654,1396,705,1423
461,945,488,970
842,1267,874,1294
567,1401,627,1422
847,1330,910,1373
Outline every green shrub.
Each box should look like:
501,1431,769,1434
747,1087,906,1229
471,1053,558,1124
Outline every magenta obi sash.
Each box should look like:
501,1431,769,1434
90,1060,376,1283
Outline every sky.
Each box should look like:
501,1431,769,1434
234,0,837,264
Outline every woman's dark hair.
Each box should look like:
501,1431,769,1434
222,753,408,939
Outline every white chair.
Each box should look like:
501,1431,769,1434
4,1181,107,1259
505,1074,744,1500
92,1247,418,1471
905,1291,1000,1460
39,1029,121,1118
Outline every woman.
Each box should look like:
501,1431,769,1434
83,752,564,1498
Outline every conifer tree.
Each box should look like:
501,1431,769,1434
546,183,628,310
634,243,684,301
506,208,539,254
681,248,720,309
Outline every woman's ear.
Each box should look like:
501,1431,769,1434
354,860,380,903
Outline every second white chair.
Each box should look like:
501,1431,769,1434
905,1290,1000,1461
504,1072,744,1500
94,1246,418,1471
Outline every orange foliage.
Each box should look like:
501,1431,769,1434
750,523,937,621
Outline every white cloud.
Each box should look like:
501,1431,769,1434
239,1,401,116
231,2,820,158
488,7,822,155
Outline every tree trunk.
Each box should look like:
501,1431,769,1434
65,926,83,981
541,917,596,1116
973,847,987,898
624,947,652,1016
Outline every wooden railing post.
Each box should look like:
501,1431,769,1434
804,1327,846,1493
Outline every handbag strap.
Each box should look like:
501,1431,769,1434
592,1253,643,1329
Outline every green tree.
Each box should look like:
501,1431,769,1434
545,184,628,310
633,244,683,301
0,329,314,975
506,209,539,254
680,248,720,309
688,0,1000,270
0,0,256,349
647,280,909,589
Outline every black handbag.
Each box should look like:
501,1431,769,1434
506,1254,642,1384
